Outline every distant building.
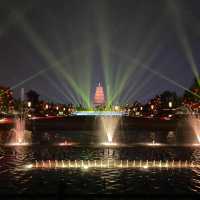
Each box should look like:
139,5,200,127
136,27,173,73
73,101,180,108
0,86,14,113
93,82,105,106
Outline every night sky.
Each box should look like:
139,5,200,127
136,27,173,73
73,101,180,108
0,0,200,105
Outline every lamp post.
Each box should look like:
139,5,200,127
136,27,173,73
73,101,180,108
27,101,31,108
114,105,119,111
168,101,172,108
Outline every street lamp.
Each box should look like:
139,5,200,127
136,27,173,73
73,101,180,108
168,101,172,108
151,105,154,110
114,105,119,111
45,104,49,109
27,101,31,108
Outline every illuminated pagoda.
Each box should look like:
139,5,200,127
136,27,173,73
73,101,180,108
93,82,105,106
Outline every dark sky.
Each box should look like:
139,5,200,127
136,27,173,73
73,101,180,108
0,0,200,105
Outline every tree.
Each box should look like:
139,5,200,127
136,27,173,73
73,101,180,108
0,87,14,113
26,90,40,107
184,78,200,103
160,91,180,108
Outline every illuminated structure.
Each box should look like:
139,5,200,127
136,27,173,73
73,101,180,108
0,86,14,113
93,82,105,106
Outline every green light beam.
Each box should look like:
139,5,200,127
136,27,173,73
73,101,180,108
124,46,168,103
136,59,200,99
109,41,163,103
10,68,48,90
94,1,114,106
111,50,200,100
14,12,91,107
53,70,80,104
167,1,200,85
110,20,164,104
43,74,78,104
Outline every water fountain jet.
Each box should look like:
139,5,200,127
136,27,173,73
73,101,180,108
6,88,31,146
6,118,31,146
55,140,76,146
146,140,161,146
189,115,200,145
100,116,120,146
27,160,200,170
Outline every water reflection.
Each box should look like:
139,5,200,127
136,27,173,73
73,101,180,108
190,149,200,193
1,128,199,146
167,131,176,144
1,129,200,194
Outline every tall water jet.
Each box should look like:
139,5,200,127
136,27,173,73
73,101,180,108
189,115,200,144
10,118,26,144
6,88,31,146
100,116,120,145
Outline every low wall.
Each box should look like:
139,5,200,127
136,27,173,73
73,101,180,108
27,116,181,131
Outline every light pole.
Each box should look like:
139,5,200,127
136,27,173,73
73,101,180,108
45,104,49,110
168,101,172,108
27,101,31,108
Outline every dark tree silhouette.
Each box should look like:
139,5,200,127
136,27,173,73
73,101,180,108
26,90,40,107
184,78,200,103
160,91,180,108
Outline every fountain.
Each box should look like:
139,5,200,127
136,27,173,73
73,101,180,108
6,88,31,146
189,115,200,146
100,116,120,146
7,118,31,146
55,140,76,146
26,160,200,170
146,140,161,146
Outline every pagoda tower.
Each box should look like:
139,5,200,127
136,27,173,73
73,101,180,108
93,82,105,106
